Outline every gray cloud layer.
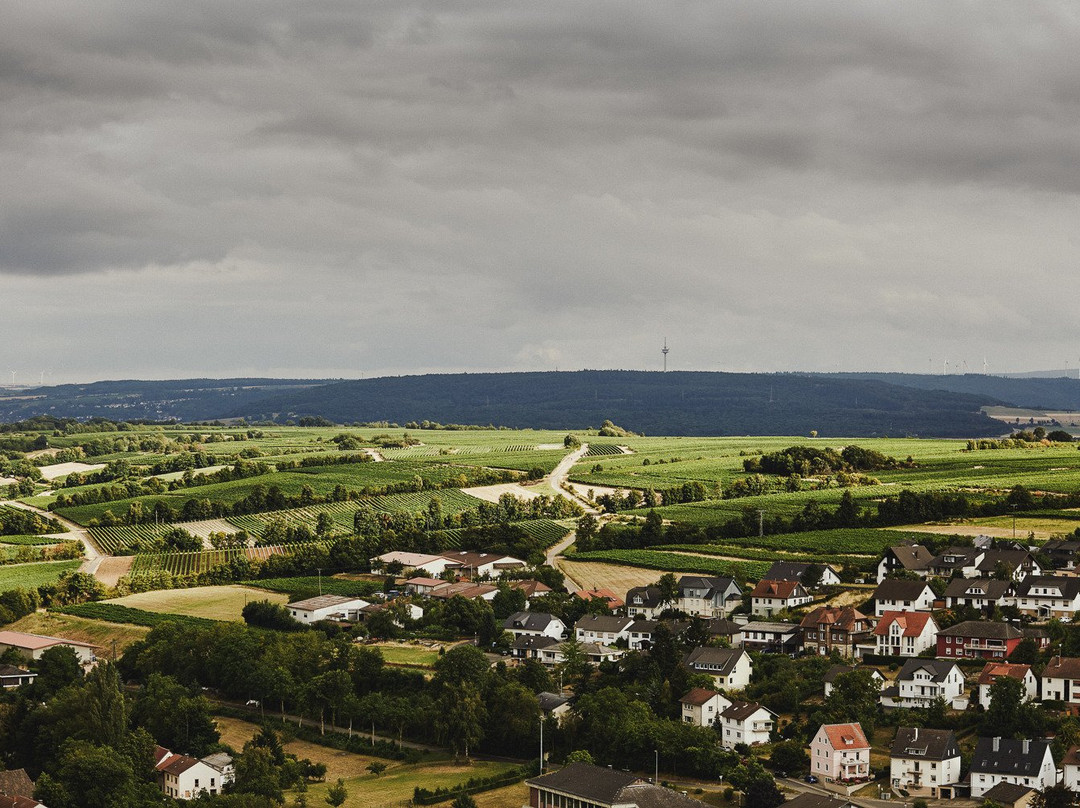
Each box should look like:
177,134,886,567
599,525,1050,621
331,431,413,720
2,2,1080,382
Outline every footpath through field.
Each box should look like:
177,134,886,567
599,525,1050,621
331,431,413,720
543,444,614,590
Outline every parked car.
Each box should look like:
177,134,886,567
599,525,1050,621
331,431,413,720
805,775,818,784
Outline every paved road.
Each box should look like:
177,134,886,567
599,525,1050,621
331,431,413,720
546,444,596,513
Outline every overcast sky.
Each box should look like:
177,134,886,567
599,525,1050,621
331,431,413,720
3,2,1080,384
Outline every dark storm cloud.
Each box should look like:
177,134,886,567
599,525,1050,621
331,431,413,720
2,1,1080,380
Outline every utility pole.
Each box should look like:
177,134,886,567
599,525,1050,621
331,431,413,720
540,718,544,774
662,339,669,372
317,568,322,595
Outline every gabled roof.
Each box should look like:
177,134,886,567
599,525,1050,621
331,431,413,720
437,550,524,569
1061,745,1080,768
677,575,740,599
976,550,1036,572
404,576,444,587
824,664,883,684
937,621,1023,640
0,769,34,798
721,700,773,721
575,614,634,633
625,586,665,608
508,579,552,598
1042,656,1080,680
573,588,625,608
159,753,203,776
680,687,723,706
740,621,800,635
537,691,571,712
526,762,708,807
750,579,807,599
943,578,1011,600
884,544,932,570
819,723,869,750
684,646,747,675
0,796,44,808
0,665,33,678
503,611,561,632
800,606,870,631
977,662,1032,686
872,579,932,602
1013,576,1080,599
0,630,98,650
706,618,742,636
897,658,958,683
971,737,1051,775
981,782,1037,806
512,635,560,651
873,610,935,637
890,727,960,761
427,582,497,599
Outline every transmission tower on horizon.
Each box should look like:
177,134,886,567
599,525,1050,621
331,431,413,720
662,339,670,372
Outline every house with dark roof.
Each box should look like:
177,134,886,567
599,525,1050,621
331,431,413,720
1010,576,1080,621
883,659,964,709
969,737,1055,798
874,611,938,657
871,579,935,617
926,547,985,578
625,619,689,651
943,578,1012,614
750,580,812,617
889,727,961,799
976,550,1041,581
877,545,932,583
511,634,560,662
625,585,667,619
763,561,840,588
800,606,874,657
704,618,742,645
977,662,1036,708
980,782,1038,808
676,575,742,618
737,621,801,655
683,647,752,690
1062,745,1080,792
679,687,731,727
937,621,1025,660
574,615,634,646
502,611,566,640
537,691,573,724
1040,656,1080,705
0,665,35,690
823,665,885,698
810,723,871,784
1040,540,1080,572
718,701,775,748
526,762,710,808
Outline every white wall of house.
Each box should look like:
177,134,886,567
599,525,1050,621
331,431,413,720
890,755,961,796
970,746,1056,798
681,694,732,727
718,707,774,749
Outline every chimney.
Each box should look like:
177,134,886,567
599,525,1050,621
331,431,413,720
993,737,1000,752
913,727,918,742
1023,740,1030,755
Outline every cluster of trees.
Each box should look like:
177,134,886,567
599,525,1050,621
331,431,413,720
594,481,714,514
743,444,905,477
967,428,1075,449
0,505,63,536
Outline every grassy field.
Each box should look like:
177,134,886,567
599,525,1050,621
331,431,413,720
213,714,522,808
8,611,150,657
369,643,442,668
104,585,289,622
0,560,83,590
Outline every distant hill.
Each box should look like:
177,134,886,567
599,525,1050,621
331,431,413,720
228,370,1005,438
0,378,336,423
824,372,1080,412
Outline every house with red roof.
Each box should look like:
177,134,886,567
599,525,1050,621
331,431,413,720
810,723,871,784
750,580,812,618
0,630,99,666
573,588,625,610
800,606,874,658
873,611,938,657
976,662,1036,708
155,746,234,801
679,687,731,727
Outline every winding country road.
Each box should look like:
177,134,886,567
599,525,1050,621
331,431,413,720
0,499,105,575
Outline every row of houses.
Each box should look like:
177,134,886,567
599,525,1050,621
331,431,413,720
872,574,1080,623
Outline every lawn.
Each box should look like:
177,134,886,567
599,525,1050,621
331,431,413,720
369,643,442,669
104,585,288,622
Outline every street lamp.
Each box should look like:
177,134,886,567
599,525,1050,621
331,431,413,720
654,749,658,785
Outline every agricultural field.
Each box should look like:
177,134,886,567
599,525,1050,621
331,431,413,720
433,519,572,550
0,560,82,590
567,549,770,580
663,528,953,557
87,523,173,554
56,602,217,629
0,533,68,546
104,585,289,622
241,576,385,599
369,642,443,668
127,544,324,578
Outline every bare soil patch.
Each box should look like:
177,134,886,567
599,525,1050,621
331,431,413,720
172,518,242,545
37,462,106,481
460,483,541,503
558,559,663,592
94,556,135,588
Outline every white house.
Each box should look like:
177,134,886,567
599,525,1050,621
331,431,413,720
823,665,885,698
0,630,98,666
877,545,933,583
718,701,775,749
286,594,370,624
1063,746,1080,792
683,647,752,690
502,611,566,640
1010,576,1080,621
155,747,234,800
763,561,841,588
873,611,937,657
677,576,742,618
943,578,1012,613
679,687,731,727
969,737,1056,799
624,585,667,619
435,550,525,579
1039,656,1080,705
871,579,936,617
887,659,965,709
810,723,871,784
889,727,962,800
574,615,634,646
750,580,812,617
977,662,1037,708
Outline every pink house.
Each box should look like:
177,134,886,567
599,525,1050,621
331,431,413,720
810,723,871,784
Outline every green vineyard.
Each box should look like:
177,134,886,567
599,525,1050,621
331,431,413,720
87,524,174,554
128,542,330,578
585,444,625,457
